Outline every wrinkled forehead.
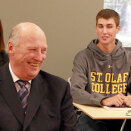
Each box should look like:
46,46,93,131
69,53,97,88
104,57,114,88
17,30,47,49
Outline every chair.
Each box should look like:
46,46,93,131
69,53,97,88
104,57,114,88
68,77,82,118
67,77,71,86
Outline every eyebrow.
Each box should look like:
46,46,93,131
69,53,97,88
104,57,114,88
97,23,114,26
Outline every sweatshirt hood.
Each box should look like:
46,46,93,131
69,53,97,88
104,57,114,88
87,39,125,61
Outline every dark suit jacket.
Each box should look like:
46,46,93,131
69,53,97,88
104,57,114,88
0,63,77,131
0,50,8,67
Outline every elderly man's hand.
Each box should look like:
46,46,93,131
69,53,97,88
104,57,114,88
101,93,126,107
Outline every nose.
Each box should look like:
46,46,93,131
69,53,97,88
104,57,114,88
34,50,46,62
103,27,107,33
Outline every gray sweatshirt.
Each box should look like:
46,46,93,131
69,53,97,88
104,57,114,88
71,39,131,106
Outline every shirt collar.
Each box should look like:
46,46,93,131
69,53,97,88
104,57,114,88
9,63,31,84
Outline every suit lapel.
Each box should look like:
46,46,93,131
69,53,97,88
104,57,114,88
23,73,48,130
0,63,25,125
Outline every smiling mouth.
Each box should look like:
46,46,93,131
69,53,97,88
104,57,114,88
30,63,39,67
102,36,109,39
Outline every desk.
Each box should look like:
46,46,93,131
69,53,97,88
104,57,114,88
73,103,131,120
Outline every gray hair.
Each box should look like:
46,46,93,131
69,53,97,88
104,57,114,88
6,24,22,53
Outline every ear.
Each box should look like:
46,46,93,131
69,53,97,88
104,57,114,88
8,42,14,53
116,25,120,33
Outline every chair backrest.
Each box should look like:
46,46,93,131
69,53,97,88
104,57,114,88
67,77,71,86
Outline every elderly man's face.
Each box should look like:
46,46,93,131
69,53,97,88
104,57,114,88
9,32,47,81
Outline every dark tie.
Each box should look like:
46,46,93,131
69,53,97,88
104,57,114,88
17,80,29,113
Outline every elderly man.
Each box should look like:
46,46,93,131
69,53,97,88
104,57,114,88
0,22,77,131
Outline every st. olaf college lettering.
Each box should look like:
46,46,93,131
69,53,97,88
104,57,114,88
91,72,129,94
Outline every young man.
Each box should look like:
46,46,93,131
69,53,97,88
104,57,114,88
71,9,131,131
0,22,77,131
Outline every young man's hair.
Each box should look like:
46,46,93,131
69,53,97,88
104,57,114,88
96,9,120,27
